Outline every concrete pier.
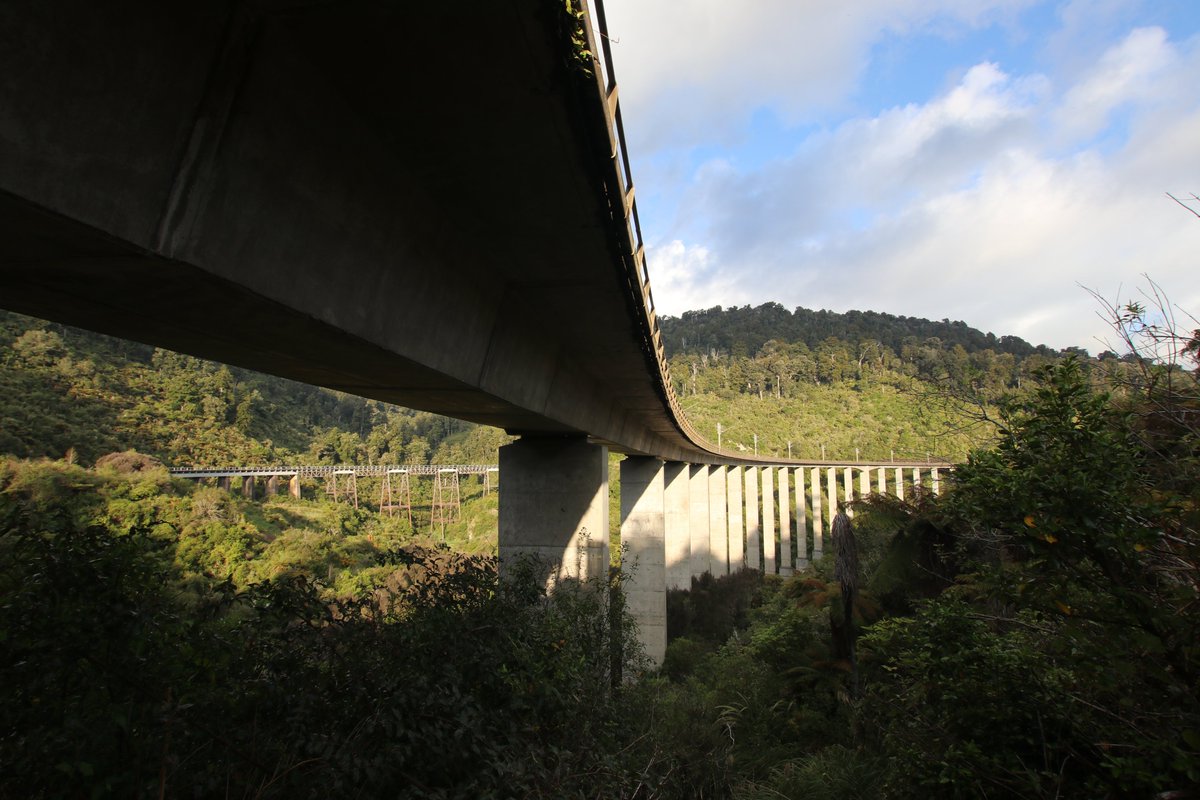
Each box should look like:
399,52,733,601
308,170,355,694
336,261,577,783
762,467,775,574
727,467,744,571
663,462,691,590
708,467,728,575
794,468,808,570
842,467,854,517
242,476,255,499
894,467,904,501
744,466,761,570
811,467,823,560
778,467,792,576
826,468,839,525
289,473,301,499
688,465,710,579
498,437,609,583
619,457,666,666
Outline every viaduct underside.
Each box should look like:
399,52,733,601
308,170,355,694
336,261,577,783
1,1,952,665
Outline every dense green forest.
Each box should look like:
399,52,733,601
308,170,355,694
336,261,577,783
0,310,509,468
2,297,1198,796
660,303,1076,461
660,302,1057,358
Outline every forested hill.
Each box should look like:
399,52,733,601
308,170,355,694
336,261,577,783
3,303,1058,468
660,302,1058,360
0,310,507,467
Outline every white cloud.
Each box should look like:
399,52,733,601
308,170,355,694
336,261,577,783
1056,27,1176,139
601,0,1039,150
647,240,750,314
675,61,1045,270
621,5,1200,350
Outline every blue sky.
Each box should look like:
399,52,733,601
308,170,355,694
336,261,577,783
601,0,1200,351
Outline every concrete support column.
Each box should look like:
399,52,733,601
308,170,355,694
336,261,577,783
931,467,941,495
267,476,279,496
842,467,854,517
794,468,808,571
289,473,301,499
859,468,870,499
498,437,609,583
708,467,728,576
688,465,710,579
912,467,922,494
893,467,904,501
218,476,232,492
876,467,886,494
727,467,744,571
744,467,761,570
777,467,792,576
761,467,775,574
619,457,666,666
242,476,255,499
826,468,839,523
811,467,824,561
663,463,691,590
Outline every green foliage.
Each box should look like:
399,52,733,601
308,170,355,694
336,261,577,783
661,302,1049,363
861,601,1088,798
0,460,647,798
666,568,763,650
848,357,1200,796
6,297,1198,797
733,746,886,800
0,310,508,468
658,300,1087,461
619,352,1200,798
676,372,986,462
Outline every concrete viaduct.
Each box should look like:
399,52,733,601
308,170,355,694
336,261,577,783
0,0,951,663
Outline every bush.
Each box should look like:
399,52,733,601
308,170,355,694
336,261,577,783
0,467,647,798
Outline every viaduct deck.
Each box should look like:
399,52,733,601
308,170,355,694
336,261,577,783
0,1,957,664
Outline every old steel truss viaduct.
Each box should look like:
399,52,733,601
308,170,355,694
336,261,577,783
0,1,952,663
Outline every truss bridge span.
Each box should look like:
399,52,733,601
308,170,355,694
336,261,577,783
169,464,496,479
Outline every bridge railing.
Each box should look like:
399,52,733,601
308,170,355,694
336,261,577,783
585,0,717,459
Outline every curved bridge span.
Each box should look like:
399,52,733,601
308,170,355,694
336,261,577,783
0,0,710,462
0,1,954,663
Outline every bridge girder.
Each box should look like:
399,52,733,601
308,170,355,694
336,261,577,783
0,0,714,461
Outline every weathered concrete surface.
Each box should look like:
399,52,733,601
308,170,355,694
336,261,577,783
778,467,792,576
498,437,609,583
793,467,808,571
0,1,717,463
663,462,691,591
810,467,824,560
688,465,710,578
707,466,727,576
761,467,775,574
726,466,744,571
744,467,760,570
619,457,666,666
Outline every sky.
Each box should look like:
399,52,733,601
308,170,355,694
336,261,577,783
599,0,1200,353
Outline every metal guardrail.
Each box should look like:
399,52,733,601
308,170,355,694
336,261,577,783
587,1,894,467
583,4,960,471
585,0,716,459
